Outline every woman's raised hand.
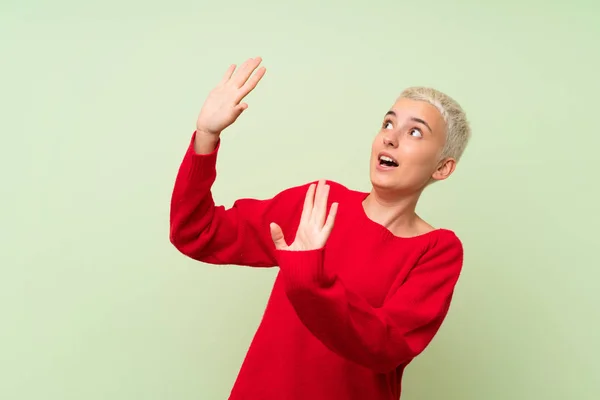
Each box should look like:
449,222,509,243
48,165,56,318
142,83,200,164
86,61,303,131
194,57,266,152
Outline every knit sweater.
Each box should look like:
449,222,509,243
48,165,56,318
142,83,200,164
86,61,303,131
169,132,464,400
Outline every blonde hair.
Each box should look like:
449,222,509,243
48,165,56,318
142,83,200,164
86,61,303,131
399,87,471,162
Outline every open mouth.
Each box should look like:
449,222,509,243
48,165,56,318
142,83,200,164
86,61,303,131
378,153,399,167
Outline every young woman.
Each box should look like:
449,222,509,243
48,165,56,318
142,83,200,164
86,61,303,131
170,57,471,400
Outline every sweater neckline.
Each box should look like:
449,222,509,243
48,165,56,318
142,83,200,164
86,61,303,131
350,190,447,241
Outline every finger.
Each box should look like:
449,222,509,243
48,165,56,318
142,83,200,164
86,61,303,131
235,102,248,113
220,64,236,84
231,57,262,88
312,180,329,227
236,66,266,103
269,222,288,250
323,202,338,235
300,183,316,223
228,103,247,122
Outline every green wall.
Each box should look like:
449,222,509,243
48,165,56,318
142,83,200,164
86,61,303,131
1,1,598,399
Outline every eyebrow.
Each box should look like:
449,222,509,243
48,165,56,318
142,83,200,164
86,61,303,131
385,110,433,133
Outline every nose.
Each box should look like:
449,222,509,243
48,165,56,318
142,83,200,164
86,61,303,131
383,134,398,148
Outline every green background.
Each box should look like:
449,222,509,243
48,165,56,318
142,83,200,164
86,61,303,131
1,1,598,399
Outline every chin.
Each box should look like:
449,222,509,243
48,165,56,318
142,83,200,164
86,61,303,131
369,166,425,195
371,178,399,191
369,168,399,190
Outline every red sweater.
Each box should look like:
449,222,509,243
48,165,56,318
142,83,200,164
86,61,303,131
169,133,464,400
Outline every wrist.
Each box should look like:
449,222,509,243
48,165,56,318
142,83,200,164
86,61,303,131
194,130,220,154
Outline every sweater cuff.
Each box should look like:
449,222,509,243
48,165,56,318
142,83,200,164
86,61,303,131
184,131,220,184
277,248,333,291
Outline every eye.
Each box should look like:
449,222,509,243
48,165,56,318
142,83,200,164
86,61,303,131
383,120,393,130
409,128,423,138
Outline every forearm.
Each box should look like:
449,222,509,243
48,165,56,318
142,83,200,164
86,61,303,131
277,249,416,372
276,246,461,373
169,133,221,261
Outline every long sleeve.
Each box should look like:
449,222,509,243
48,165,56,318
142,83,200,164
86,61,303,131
169,132,307,267
276,231,464,373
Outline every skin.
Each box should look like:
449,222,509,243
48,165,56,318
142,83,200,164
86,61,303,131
193,57,458,250
362,97,457,238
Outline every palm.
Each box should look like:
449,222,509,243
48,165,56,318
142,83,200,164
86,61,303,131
196,57,266,135
270,180,339,251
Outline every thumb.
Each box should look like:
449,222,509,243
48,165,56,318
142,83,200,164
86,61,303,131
235,102,248,113
269,222,287,250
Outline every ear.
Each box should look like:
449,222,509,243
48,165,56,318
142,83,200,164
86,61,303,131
431,157,456,181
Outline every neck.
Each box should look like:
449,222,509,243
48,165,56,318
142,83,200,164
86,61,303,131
362,186,424,235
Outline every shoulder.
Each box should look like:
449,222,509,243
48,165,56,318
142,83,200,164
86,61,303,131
419,229,464,269
431,229,463,249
